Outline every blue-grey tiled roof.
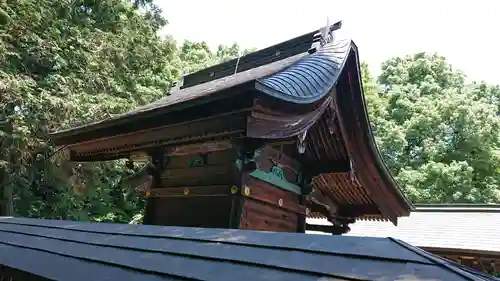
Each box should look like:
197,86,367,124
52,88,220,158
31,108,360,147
256,38,352,104
308,205,500,254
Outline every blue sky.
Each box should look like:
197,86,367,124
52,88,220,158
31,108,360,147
157,0,499,84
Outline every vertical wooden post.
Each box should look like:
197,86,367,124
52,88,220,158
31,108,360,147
297,196,306,233
1,184,13,216
1,111,14,216
228,149,244,229
142,151,167,225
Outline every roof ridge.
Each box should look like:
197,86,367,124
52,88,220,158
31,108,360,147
176,22,343,92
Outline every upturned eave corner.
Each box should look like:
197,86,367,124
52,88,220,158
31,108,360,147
333,43,413,224
349,49,414,221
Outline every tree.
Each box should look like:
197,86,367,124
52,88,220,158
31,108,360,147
0,0,176,220
366,53,500,203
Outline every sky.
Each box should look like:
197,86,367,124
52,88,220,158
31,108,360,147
157,0,500,84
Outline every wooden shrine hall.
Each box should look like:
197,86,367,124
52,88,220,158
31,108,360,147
49,21,412,234
1,22,499,281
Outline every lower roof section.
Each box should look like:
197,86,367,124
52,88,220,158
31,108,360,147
0,217,497,281
342,204,500,254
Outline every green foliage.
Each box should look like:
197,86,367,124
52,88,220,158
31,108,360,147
0,0,173,221
0,0,250,221
365,53,500,203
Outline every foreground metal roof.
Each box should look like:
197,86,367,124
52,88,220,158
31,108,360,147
0,217,497,281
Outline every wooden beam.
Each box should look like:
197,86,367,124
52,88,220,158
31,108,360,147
68,110,247,157
70,151,130,162
337,204,381,217
148,185,232,198
166,140,233,156
308,160,351,175
244,188,307,216
306,189,338,220
305,223,350,235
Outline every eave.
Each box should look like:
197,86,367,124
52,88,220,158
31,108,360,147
246,38,413,222
50,22,344,144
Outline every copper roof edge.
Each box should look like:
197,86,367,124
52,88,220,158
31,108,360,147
334,43,413,221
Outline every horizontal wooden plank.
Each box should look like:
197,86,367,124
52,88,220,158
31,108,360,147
70,111,247,155
240,200,298,232
72,130,244,161
149,185,233,198
166,149,235,169
245,194,306,216
166,140,233,156
242,177,305,216
243,175,299,203
150,196,232,229
160,165,235,187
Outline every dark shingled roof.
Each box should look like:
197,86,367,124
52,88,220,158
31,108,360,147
255,39,349,104
49,24,346,141
0,217,497,281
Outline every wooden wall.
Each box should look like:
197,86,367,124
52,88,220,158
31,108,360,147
144,147,240,228
239,176,301,232
238,146,307,232
143,143,308,233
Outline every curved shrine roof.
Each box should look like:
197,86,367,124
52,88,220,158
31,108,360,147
50,24,346,140
48,24,412,224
